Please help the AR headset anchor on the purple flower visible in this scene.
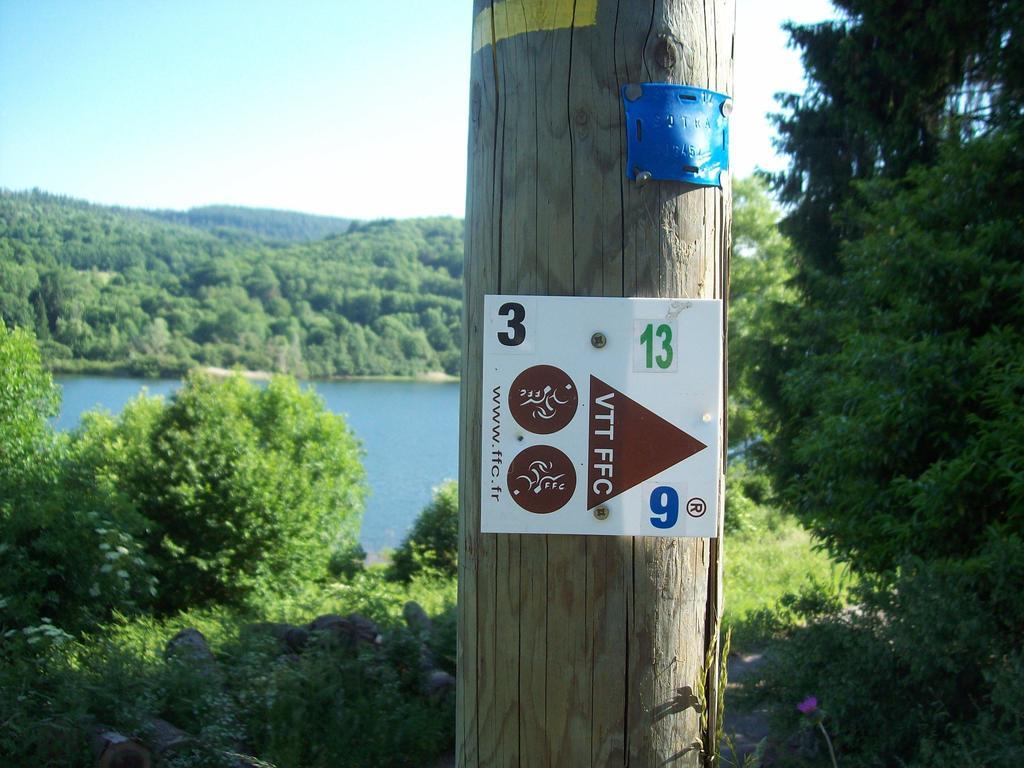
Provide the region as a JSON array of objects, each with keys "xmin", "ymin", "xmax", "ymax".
[{"xmin": 797, "ymin": 696, "xmax": 819, "ymax": 714}]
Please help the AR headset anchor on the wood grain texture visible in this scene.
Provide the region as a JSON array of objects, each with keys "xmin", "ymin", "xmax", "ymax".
[{"xmin": 458, "ymin": 1, "xmax": 734, "ymax": 765}]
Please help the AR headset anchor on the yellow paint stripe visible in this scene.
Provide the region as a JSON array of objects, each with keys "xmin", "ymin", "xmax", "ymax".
[{"xmin": 472, "ymin": 0, "xmax": 598, "ymax": 53}]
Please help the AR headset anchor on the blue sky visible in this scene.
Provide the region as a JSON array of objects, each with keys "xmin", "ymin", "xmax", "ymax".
[{"xmin": 0, "ymin": 0, "xmax": 836, "ymax": 220}]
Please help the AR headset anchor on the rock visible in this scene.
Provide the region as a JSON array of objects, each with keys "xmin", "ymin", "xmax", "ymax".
[
  {"xmin": 91, "ymin": 726, "xmax": 152, "ymax": 768},
  {"xmin": 308, "ymin": 613, "xmax": 381, "ymax": 649},
  {"xmin": 424, "ymin": 668, "xmax": 456, "ymax": 700},
  {"xmin": 242, "ymin": 622, "xmax": 310, "ymax": 654},
  {"xmin": 146, "ymin": 718, "xmax": 193, "ymax": 755},
  {"xmin": 347, "ymin": 613, "xmax": 382, "ymax": 645},
  {"xmin": 165, "ymin": 628, "xmax": 215, "ymax": 667},
  {"xmin": 403, "ymin": 601, "xmax": 439, "ymax": 670},
  {"xmin": 284, "ymin": 626, "xmax": 310, "ymax": 653},
  {"xmin": 308, "ymin": 613, "xmax": 351, "ymax": 638},
  {"xmin": 403, "ymin": 601, "xmax": 433, "ymax": 635}
]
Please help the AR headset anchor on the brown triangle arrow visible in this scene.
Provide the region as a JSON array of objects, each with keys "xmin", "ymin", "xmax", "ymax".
[{"xmin": 587, "ymin": 375, "xmax": 707, "ymax": 509}]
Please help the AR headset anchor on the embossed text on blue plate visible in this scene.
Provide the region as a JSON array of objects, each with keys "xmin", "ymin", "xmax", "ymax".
[{"xmin": 622, "ymin": 83, "xmax": 731, "ymax": 187}]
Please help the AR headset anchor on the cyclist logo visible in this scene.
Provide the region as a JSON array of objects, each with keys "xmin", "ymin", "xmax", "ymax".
[
  {"xmin": 507, "ymin": 445, "xmax": 576, "ymax": 514},
  {"xmin": 509, "ymin": 365, "xmax": 578, "ymax": 434}
]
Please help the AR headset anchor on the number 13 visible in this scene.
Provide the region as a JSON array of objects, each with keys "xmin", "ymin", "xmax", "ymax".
[{"xmin": 640, "ymin": 323, "xmax": 673, "ymax": 369}]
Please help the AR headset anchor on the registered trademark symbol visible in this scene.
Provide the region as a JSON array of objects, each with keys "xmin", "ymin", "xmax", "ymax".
[{"xmin": 686, "ymin": 497, "xmax": 707, "ymax": 518}]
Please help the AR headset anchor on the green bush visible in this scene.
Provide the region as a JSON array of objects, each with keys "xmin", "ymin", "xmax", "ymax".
[
  {"xmin": 753, "ymin": 534, "xmax": 1024, "ymax": 768},
  {"xmin": 389, "ymin": 480, "xmax": 458, "ymax": 582},
  {"xmin": 1, "ymin": 323, "xmax": 156, "ymax": 635},
  {"xmin": 751, "ymin": 119, "xmax": 1024, "ymax": 765},
  {"xmin": 74, "ymin": 372, "xmax": 367, "ymax": 613},
  {"xmin": 0, "ymin": 321, "xmax": 59, "ymax": 495},
  {"xmin": 0, "ymin": 579, "xmax": 456, "ymax": 768},
  {"xmin": 724, "ymin": 460, "xmax": 775, "ymax": 534},
  {"xmin": 244, "ymin": 629, "xmax": 453, "ymax": 767},
  {"xmin": 328, "ymin": 540, "xmax": 368, "ymax": 580}
]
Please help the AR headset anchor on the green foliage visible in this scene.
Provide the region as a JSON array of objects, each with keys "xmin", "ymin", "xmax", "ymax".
[
  {"xmin": 146, "ymin": 204, "xmax": 352, "ymax": 242},
  {"xmin": 766, "ymin": 126, "xmax": 1024, "ymax": 575},
  {"xmin": 0, "ymin": 321, "xmax": 59, "ymax": 493},
  {"xmin": 0, "ymin": 191, "xmax": 463, "ymax": 377},
  {"xmin": 76, "ymin": 373, "xmax": 366, "ymax": 612},
  {"xmin": 753, "ymin": 534, "xmax": 1024, "ymax": 768},
  {"xmin": 0, "ymin": 494, "xmax": 157, "ymax": 637},
  {"xmin": 0, "ymin": 573, "xmax": 457, "ymax": 767},
  {"xmin": 728, "ymin": 177, "xmax": 795, "ymax": 451},
  {"xmin": 327, "ymin": 540, "xmax": 368, "ymax": 580},
  {"xmin": 724, "ymin": 460, "xmax": 774, "ymax": 534},
  {"xmin": 753, "ymin": 4, "xmax": 1024, "ymax": 764},
  {"xmin": 1, "ymin": 324, "xmax": 156, "ymax": 635},
  {"xmin": 245, "ymin": 629, "xmax": 452, "ymax": 767},
  {"xmin": 722, "ymin": 483, "xmax": 850, "ymax": 653},
  {"xmin": 389, "ymin": 480, "xmax": 458, "ymax": 583}
]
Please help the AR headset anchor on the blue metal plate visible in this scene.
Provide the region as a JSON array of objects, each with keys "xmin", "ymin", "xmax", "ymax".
[{"xmin": 622, "ymin": 83, "xmax": 731, "ymax": 187}]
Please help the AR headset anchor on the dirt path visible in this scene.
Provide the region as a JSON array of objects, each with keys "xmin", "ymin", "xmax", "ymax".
[{"xmin": 723, "ymin": 649, "xmax": 772, "ymax": 765}]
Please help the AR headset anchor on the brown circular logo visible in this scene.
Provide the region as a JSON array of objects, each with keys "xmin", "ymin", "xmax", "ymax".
[
  {"xmin": 508, "ymin": 446, "xmax": 576, "ymax": 514},
  {"xmin": 509, "ymin": 365, "xmax": 578, "ymax": 434}
]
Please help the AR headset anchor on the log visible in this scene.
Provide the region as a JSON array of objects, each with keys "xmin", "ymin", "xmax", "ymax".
[{"xmin": 91, "ymin": 727, "xmax": 151, "ymax": 768}]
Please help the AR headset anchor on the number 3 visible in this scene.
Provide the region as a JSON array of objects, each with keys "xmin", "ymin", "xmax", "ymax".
[{"xmin": 498, "ymin": 302, "xmax": 526, "ymax": 346}]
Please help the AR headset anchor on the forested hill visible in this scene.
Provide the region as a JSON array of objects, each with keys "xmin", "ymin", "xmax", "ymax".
[
  {"xmin": 144, "ymin": 204, "xmax": 352, "ymax": 242},
  {"xmin": 0, "ymin": 189, "xmax": 463, "ymax": 378}
]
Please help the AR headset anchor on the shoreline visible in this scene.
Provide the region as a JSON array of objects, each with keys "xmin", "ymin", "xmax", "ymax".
[{"xmin": 49, "ymin": 364, "xmax": 459, "ymax": 384}]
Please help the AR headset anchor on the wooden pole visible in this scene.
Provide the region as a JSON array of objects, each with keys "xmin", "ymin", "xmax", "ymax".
[{"xmin": 458, "ymin": 1, "xmax": 734, "ymax": 765}]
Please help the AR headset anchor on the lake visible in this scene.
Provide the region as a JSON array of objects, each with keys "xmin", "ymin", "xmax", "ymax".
[{"xmin": 54, "ymin": 376, "xmax": 461, "ymax": 555}]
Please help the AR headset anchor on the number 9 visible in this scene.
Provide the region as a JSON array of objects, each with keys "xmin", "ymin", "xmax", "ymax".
[{"xmin": 649, "ymin": 486, "xmax": 679, "ymax": 529}]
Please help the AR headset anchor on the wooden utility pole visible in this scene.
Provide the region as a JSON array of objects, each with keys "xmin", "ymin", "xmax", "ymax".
[{"xmin": 457, "ymin": 1, "xmax": 734, "ymax": 765}]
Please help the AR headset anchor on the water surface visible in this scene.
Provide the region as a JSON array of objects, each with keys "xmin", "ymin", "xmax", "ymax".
[{"xmin": 54, "ymin": 376, "xmax": 460, "ymax": 554}]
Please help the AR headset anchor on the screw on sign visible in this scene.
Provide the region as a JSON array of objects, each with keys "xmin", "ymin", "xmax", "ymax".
[
  {"xmin": 509, "ymin": 365, "xmax": 578, "ymax": 434},
  {"xmin": 507, "ymin": 445, "xmax": 576, "ymax": 514}
]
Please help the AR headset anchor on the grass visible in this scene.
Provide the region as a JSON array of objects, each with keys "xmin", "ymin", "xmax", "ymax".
[
  {"xmin": 4, "ymin": 472, "xmax": 843, "ymax": 766},
  {"xmin": 1, "ymin": 569, "xmax": 458, "ymax": 768},
  {"xmin": 723, "ymin": 477, "xmax": 853, "ymax": 653}
]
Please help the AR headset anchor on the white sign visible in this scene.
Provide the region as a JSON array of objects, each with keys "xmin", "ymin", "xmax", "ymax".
[{"xmin": 481, "ymin": 294, "xmax": 723, "ymax": 537}]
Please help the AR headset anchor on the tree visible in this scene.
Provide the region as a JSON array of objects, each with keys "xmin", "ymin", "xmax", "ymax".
[
  {"xmin": 0, "ymin": 191, "xmax": 465, "ymax": 378},
  {"xmin": 77, "ymin": 373, "xmax": 367, "ymax": 612},
  {"xmin": 727, "ymin": 177, "xmax": 794, "ymax": 451},
  {"xmin": 770, "ymin": 1, "xmax": 1023, "ymax": 282},
  {"xmin": 0, "ymin": 324, "xmax": 154, "ymax": 634},
  {"xmin": 750, "ymin": 4, "xmax": 1024, "ymax": 764},
  {"xmin": 0, "ymin": 321, "xmax": 59, "ymax": 495},
  {"xmin": 762, "ymin": 1, "xmax": 1024, "ymax": 573},
  {"xmin": 389, "ymin": 480, "xmax": 458, "ymax": 582},
  {"xmin": 767, "ymin": 129, "xmax": 1024, "ymax": 572}
]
